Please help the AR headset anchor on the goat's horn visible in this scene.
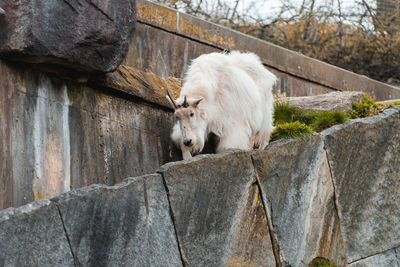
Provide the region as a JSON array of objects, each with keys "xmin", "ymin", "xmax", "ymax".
[
  {"xmin": 0, "ymin": 8, "xmax": 5, "ymax": 20},
  {"xmin": 183, "ymin": 96, "xmax": 188, "ymax": 108},
  {"xmin": 166, "ymin": 86, "xmax": 178, "ymax": 109}
]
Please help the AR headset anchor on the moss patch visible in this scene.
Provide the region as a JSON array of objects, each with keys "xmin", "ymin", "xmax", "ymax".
[
  {"xmin": 348, "ymin": 95, "xmax": 384, "ymax": 118},
  {"xmin": 272, "ymin": 95, "xmax": 398, "ymax": 141},
  {"xmin": 273, "ymin": 101, "xmax": 348, "ymax": 129},
  {"xmin": 273, "ymin": 101, "xmax": 300, "ymax": 125},
  {"xmin": 311, "ymin": 110, "xmax": 347, "ymax": 132},
  {"xmin": 308, "ymin": 257, "xmax": 338, "ymax": 267},
  {"xmin": 272, "ymin": 101, "xmax": 347, "ymax": 141},
  {"xmin": 271, "ymin": 121, "xmax": 314, "ymax": 141}
]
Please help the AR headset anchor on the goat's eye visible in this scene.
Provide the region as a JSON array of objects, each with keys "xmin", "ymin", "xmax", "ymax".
[{"xmin": 190, "ymin": 112, "xmax": 194, "ymax": 117}]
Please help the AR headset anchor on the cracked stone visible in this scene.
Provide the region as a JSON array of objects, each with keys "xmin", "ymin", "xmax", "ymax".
[
  {"xmin": 158, "ymin": 151, "xmax": 276, "ymax": 267},
  {"xmin": 323, "ymin": 106, "xmax": 400, "ymax": 263},
  {"xmin": 252, "ymin": 135, "xmax": 347, "ymax": 267},
  {"xmin": 348, "ymin": 246, "xmax": 400, "ymax": 267},
  {"xmin": 0, "ymin": 200, "xmax": 74, "ymax": 266},
  {"xmin": 52, "ymin": 174, "xmax": 182, "ymax": 267}
]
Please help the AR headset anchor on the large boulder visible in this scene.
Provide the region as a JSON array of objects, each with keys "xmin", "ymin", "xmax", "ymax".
[
  {"xmin": 252, "ymin": 136, "xmax": 346, "ymax": 267},
  {"xmin": 0, "ymin": 200, "xmax": 74, "ymax": 266},
  {"xmin": 323, "ymin": 106, "xmax": 400, "ymax": 263},
  {"xmin": 52, "ymin": 174, "xmax": 183, "ymax": 267},
  {"xmin": 0, "ymin": 0, "xmax": 136, "ymax": 72},
  {"xmin": 283, "ymin": 91, "xmax": 364, "ymax": 111},
  {"xmin": 158, "ymin": 151, "xmax": 277, "ymax": 266}
]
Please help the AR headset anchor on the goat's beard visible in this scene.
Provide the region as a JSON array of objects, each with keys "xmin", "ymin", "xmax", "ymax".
[
  {"xmin": 192, "ymin": 137, "xmax": 205, "ymax": 155},
  {"xmin": 194, "ymin": 122, "xmax": 208, "ymax": 153}
]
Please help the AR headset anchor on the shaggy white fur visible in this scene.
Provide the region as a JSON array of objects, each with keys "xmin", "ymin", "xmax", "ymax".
[{"xmin": 167, "ymin": 51, "xmax": 276, "ymax": 160}]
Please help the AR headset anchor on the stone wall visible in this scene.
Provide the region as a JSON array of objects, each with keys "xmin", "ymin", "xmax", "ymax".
[
  {"xmin": 1, "ymin": 107, "xmax": 399, "ymax": 267},
  {"xmin": 0, "ymin": 60, "xmax": 183, "ymax": 210},
  {"xmin": 129, "ymin": 0, "xmax": 400, "ymax": 100}
]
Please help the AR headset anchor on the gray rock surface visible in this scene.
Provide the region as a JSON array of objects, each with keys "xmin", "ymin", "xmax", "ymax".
[
  {"xmin": 323, "ymin": 106, "xmax": 400, "ymax": 263},
  {"xmin": 283, "ymin": 91, "xmax": 364, "ymax": 111},
  {"xmin": 1, "ymin": 103, "xmax": 399, "ymax": 267},
  {"xmin": 159, "ymin": 151, "xmax": 276, "ymax": 267},
  {"xmin": 252, "ymin": 136, "xmax": 346, "ymax": 267},
  {"xmin": 0, "ymin": 200, "xmax": 74, "ymax": 266},
  {"xmin": 377, "ymin": 99, "xmax": 400, "ymax": 105},
  {"xmin": 52, "ymin": 174, "xmax": 182, "ymax": 267},
  {"xmin": 0, "ymin": 0, "xmax": 136, "ymax": 72},
  {"xmin": 349, "ymin": 246, "xmax": 400, "ymax": 267},
  {"xmin": 0, "ymin": 60, "xmax": 180, "ymax": 211}
]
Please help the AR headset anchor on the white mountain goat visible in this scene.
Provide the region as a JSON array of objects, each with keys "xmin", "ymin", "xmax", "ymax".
[{"xmin": 166, "ymin": 51, "xmax": 276, "ymax": 160}]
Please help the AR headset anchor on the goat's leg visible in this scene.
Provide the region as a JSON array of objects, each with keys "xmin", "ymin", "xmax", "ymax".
[
  {"xmin": 216, "ymin": 128, "xmax": 252, "ymax": 153},
  {"xmin": 249, "ymin": 132, "xmax": 259, "ymax": 149}
]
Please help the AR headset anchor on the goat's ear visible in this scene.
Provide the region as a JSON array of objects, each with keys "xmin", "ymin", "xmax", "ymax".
[{"xmin": 191, "ymin": 97, "xmax": 203, "ymax": 108}]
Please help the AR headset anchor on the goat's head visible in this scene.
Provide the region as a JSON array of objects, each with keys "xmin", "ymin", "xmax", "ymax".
[{"xmin": 166, "ymin": 87, "xmax": 206, "ymax": 152}]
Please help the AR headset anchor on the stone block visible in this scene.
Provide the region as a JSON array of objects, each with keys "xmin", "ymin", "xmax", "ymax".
[
  {"xmin": 349, "ymin": 246, "xmax": 400, "ymax": 267},
  {"xmin": 0, "ymin": 200, "xmax": 74, "ymax": 266},
  {"xmin": 282, "ymin": 91, "xmax": 364, "ymax": 112},
  {"xmin": 323, "ymin": 107, "xmax": 400, "ymax": 262},
  {"xmin": 252, "ymin": 136, "xmax": 346, "ymax": 267},
  {"xmin": 159, "ymin": 151, "xmax": 276, "ymax": 266},
  {"xmin": 52, "ymin": 174, "xmax": 182, "ymax": 266}
]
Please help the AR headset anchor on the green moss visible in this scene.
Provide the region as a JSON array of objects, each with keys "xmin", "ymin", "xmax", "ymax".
[
  {"xmin": 295, "ymin": 110, "xmax": 319, "ymax": 125},
  {"xmin": 348, "ymin": 95, "xmax": 383, "ymax": 119},
  {"xmin": 311, "ymin": 110, "xmax": 348, "ymax": 132},
  {"xmin": 393, "ymin": 101, "xmax": 400, "ymax": 106},
  {"xmin": 273, "ymin": 101, "xmax": 347, "ymax": 133},
  {"xmin": 273, "ymin": 101, "xmax": 299, "ymax": 125},
  {"xmin": 271, "ymin": 121, "xmax": 314, "ymax": 141},
  {"xmin": 272, "ymin": 94, "xmax": 394, "ymax": 142},
  {"xmin": 273, "ymin": 101, "xmax": 319, "ymax": 125},
  {"xmin": 308, "ymin": 257, "xmax": 338, "ymax": 267}
]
